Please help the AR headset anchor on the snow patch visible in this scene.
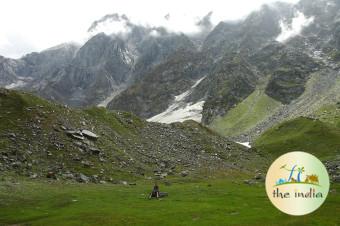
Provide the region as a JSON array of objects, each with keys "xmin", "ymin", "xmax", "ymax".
[
  {"xmin": 175, "ymin": 76, "xmax": 205, "ymax": 102},
  {"xmin": 236, "ymin": 142, "xmax": 251, "ymax": 148},
  {"xmin": 119, "ymin": 48, "xmax": 134, "ymax": 65},
  {"xmin": 150, "ymin": 30, "xmax": 160, "ymax": 37},
  {"xmin": 148, "ymin": 101, "xmax": 205, "ymax": 124},
  {"xmin": 97, "ymin": 87, "xmax": 125, "ymax": 107},
  {"xmin": 276, "ymin": 11, "xmax": 314, "ymax": 43},
  {"xmin": 147, "ymin": 76, "xmax": 206, "ymax": 124},
  {"xmin": 5, "ymin": 80, "xmax": 26, "ymax": 89}
]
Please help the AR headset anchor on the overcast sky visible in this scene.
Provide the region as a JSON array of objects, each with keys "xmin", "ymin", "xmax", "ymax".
[{"xmin": 0, "ymin": 0, "xmax": 299, "ymax": 59}]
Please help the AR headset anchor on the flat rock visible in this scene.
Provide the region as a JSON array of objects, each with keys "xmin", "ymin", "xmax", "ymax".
[{"xmin": 82, "ymin": 130, "xmax": 99, "ymax": 140}]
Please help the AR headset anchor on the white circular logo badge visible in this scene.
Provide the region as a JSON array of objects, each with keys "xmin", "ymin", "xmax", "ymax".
[{"xmin": 265, "ymin": 151, "xmax": 330, "ymax": 216}]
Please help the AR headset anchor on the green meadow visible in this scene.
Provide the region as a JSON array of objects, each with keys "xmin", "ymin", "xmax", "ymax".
[{"xmin": 0, "ymin": 178, "xmax": 339, "ymax": 226}]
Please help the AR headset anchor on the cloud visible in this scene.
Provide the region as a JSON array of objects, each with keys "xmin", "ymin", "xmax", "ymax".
[
  {"xmin": 164, "ymin": 14, "xmax": 170, "ymax": 21},
  {"xmin": 196, "ymin": 11, "xmax": 213, "ymax": 29},
  {"xmin": 0, "ymin": 36, "xmax": 10, "ymax": 47},
  {"xmin": 149, "ymin": 30, "xmax": 161, "ymax": 37},
  {"xmin": 87, "ymin": 11, "xmax": 216, "ymax": 37},
  {"xmin": 0, "ymin": 0, "xmax": 299, "ymax": 58},
  {"xmin": 195, "ymin": 11, "xmax": 214, "ymax": 34},
  {"xmin": 0, "ymin": 33, "xmax": 37, "ymax": 59},
  {"xmin": 276, "ymin": 11, "xmax": 314, "ymax": 43},
  {"xmin": 87, "ymin": 13, "xmax": 131, "ymax": 33}
]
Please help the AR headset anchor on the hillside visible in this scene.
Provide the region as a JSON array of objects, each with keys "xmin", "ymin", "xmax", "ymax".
[
  {"xmin": 254, "ymin": 109, "xmax": 340, "ymax": 184},
  {"xmin": 255, "ymin": 116, "xmax": 340, "ymax": 160},
  {"xmin": 0, "ymin": 88, "xmax": 266, "ymax": 183}
]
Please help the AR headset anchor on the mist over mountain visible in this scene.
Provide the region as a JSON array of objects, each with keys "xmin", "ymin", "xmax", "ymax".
[{"xmin": 1, "ymin": 0, "xmax": 340, "ymax": 142}]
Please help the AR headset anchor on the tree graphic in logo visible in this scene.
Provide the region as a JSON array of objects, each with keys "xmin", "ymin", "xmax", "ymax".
[{"xmin": 275, "ymin": 164, "xmax": 320, "ymax": 186}]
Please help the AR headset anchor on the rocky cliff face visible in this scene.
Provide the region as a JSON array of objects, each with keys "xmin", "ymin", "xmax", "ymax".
[
  {"xmin": 0, "ymin": 56, "xmax": 25, "ymax": 87},
  {"xmin": 33, "ymin": 33, "xmax": 133, "ymax": 107},
  {"xmin": 0, "ymin": 25, "xmax": 196, "ymax": 107},
  {"xmin": 108, "ymin": 50, "xmax": 214, "ymax": 118}
]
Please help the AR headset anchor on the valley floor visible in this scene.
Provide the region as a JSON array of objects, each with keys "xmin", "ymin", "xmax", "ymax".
[{"xmin": 0, "ymin": 178, "xmax": 339, "ymax": 226}]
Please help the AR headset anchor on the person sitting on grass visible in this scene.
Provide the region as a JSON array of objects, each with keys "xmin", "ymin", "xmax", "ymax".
[
  {"xmin": 148, "ymin": 183, "xmax": 169, "ymax": 199},
  {"xmin": 149, "ymin": 183, "xmax": 160, "ymax": 199}
]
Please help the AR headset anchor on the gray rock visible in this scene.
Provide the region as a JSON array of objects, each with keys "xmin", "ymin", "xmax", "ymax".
[
  {"xmin": 81, "ymin": 160, "xmax": 92, "ymax": 168},
  {"xmin": 77, "ymin": 173, "xmax": 90, "ymax": 183},
  {"xmin": 82, "ymin": 130, "xmax": 99, "ymax": 140},
  {"xmin": 62, "ymin": 173, "xmax": 75, "ymax": 180},
  {"xmin": 333, "ymin": 175, "xmax": 340, "ymax": 183},
  {"xmin": 91, "ymin": 175, "xmax": 99, "ymax": 183},
  {"xmin": 46, "ymin": 171, "xmax": 57, "ymax": 179},
  {"xmin": 30, "ymin": 173, "xmax": 38, "ymax": 179},
  {"xmin": 254, "ymin": 173, "xmax": 265, "ymax": 181},
  {"xmin": 8, "ymin": 133, "xmax": 16, "ymax": 138},
  {"xmin": 89, "ymin": 147, "xmax": 101, "ymax": 155},
  {"xmin": 244, "ymin": 179, "xmax": 255, "ymax": 185},
  {"xmin": 180, "ymin": 170, "xmax": 189, "ymax": 177},
  {"xmin": 66, "ymin": 130, "xmax": 84, "ymax": 140}
]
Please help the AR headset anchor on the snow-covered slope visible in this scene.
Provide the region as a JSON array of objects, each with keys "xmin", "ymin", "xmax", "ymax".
[{"xmin": 148, "ymin": 77, "xmax": 206, "ymax": 123}]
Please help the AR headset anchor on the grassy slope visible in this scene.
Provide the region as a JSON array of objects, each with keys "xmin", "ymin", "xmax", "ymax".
[
  {"xmin": 254, "ymin": 115, "xmax": 340, "ymax": 160},
  {"xmin": 314, "ymin": 104, "xmax": 340, "ymax": 127},
  {"xmin": 0, "ymin": 179, "xmax": 339, "ymax": 226},
  {"xmin": 210, "ymin": 89, "xmax": 281, "ymax": 137}
]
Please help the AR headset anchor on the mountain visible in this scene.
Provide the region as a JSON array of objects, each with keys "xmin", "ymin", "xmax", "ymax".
[
  {"xmin": 0, "ymin": 88, "xmax": 265, "ymax": 181},
  {"xmin": 33, "ymin": 33, "xmax": 132, "ymax": 107},
  {"xmin": 109, "ymin": 0, "xmax": 340, "ymax": 142},
  {"xmin": 0, "ymin": 56, "xmax": 26, "ymax": 87},
  {"xmin": 1, "ymin": 0, "xmax": 340, "ymax": 143},
  {"xmin": 0, "ymin": 43, "xmax": 80, "ymax": 98},
  {"xmin": 0, "ymin": 23, "xmax": 196, "ymax": 107},
  {"xmin": 108, "ymin": 49, "xmax": 213, "ymax": 119}
]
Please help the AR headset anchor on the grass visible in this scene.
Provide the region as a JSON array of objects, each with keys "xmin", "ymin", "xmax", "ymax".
[
  {"xmin": 313, "ymin": 104, "xmax": 340, "ymax": 127},
  {"xmin": 0, "ymin": 178, "xmax": 339, "ymax": 226},
  {"xmin": 84, "ymin": 107, "xmax": 145, "ymax": 135},
  {"xmin": 254, "ymin": 117, "xmax": 340, "ymax": 160},
  {"xmin": 210, "ymin": 89, "xmax": 281, "ymax": 137},
  {"xmin": 0, "ymin": 90, "xmax": 52, "ymax": 131},
  {"xmin": 274, "ymin": 182, "xmax": 321, "ymax": 187}
]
